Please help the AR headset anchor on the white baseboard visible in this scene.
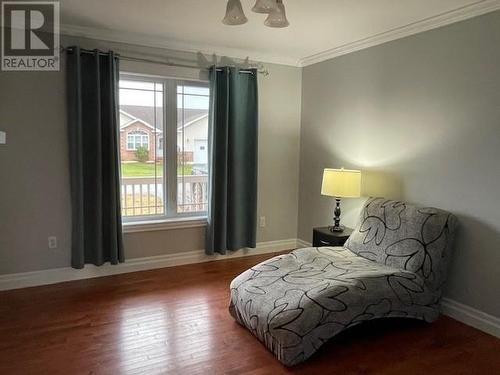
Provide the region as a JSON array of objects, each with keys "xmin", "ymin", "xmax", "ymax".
[
  {"xmin": 0, "ymin": 238, "xmax": 299, "ymax": 291},
  {"xmin": 441, "ymin": 298, "xmax": 500, "ymax": 338},
  {"xmin": 2, "ymin": 240, "xmax": 499, "ymax": 340},
  {"xmin": 296, "ymin": 239, "xmax": 312, "ymax": 248}
]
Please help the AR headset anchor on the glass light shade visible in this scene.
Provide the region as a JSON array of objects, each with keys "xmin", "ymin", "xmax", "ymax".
[
  {"xmin": 252, "ymin": 0, "xmax": 277, "ymax": 14},
  {"xmin": 264, "ymin": 0, "xmax": 289, "ymax": 28},
  {"xmin": 222, "ymin": 0, "xmax": 248, "ymax": 26},
  {"xmin": 321, "ymin": 169, "xmax": 361, "ymax": 198}
]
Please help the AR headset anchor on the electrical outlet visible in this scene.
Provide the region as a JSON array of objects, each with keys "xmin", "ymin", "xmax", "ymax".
[
  {"xmin": 48, "ymin": 236, "xmax": 57, "ymax": 249},
  {"xmin": 259, "ymin": 216, "xmax": 266, "ymax": 228}
]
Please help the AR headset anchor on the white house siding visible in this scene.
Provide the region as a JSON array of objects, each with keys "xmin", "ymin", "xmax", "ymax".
[{"xmin": 177, "ymin": 116, "xmax": 208, "ymax": 154}]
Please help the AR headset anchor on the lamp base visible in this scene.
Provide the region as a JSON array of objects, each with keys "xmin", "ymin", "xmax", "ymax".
[
  {"xmin": 330, "ymin": 198, "xmax": 344, "ymax": 232},
  {"xmin": 329, "ymin": 224, "xmax": 345, "ymax": 232}
]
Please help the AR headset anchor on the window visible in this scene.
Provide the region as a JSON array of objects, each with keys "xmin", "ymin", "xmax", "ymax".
[
  {"xmin": 126, "ymin": 130, "xmax": 149, "ymax": 150},
  {"xmin": 119, "ymin": 75, "xmax": 209, "ymax": 222},
  {"xmin": 177, "ymin": 83, "xmax": 210, "ymax": 214}
]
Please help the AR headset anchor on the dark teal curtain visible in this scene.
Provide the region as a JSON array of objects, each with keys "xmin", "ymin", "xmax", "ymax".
[
  {"xmin": 206, "ymin": 67, "xmax": 258, "ymax": 255},
  {"xmin": 66, "ymin": 46, "xmax": 124, "ymax": 269}
]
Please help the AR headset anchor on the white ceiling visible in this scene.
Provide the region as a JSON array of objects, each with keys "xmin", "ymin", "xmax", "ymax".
[{"xmin": 59, "ymin": 0, "xmax": 500, "ymax": 66}]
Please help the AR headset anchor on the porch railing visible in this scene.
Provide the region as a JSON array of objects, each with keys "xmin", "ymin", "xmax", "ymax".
[{"xmin": 121, "ymin": 175, "xmax": 208, "ymax": 216}]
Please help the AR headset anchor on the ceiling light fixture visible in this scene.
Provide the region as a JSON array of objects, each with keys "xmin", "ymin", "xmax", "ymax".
[
  {"xmin": 223, "ymin": 0, "xmax": 289, "ymax": 28},
  {"xmin": 264, "ymin": 0, "xmax": 289, "ymax": 28},
  {"xmin": 222, "ymin": 0, "xmax": 248, "ymax": 26},
  {"xmin": 252, "ymin": 0, "xmax": 277, "ymax": 14}
]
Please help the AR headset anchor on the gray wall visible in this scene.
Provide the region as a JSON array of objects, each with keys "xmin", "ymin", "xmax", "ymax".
[
  {"xmin": 0, "ymin": 36, "xmax": 302, "ymax": 274},
  {"xmin": 298, "ymin": 11, "xmax": 500, "ymax": 317},
  {"xmin": 1, "ymin": 11, "xmax": 498, "ymax": 320}
]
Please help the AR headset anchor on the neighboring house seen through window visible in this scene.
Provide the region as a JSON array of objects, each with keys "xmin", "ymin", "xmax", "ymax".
[{"xmin": 119, "ymin": 75, "xmax": 209, "ymax": 222}]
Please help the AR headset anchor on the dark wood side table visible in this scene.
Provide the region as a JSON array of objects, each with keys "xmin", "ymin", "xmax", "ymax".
[{"xmin": 313, "ymin": 227, "xmax": 353, "ymax": 247}]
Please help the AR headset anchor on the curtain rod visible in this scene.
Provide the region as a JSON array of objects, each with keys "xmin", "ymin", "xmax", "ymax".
[{"xmin": 61, "ymin": 46, "xmax": 269, "ymax": 76}]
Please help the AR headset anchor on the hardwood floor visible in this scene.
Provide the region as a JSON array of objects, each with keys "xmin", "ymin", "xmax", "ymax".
[{"xmin": 0, "ymin": 252, "xmax": 499, "ymax": 375}]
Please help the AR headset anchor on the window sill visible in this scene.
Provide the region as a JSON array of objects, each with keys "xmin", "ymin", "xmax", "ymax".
[{"xmin": 123, "ymin": 217, "xmax": 207, "ymax": 233}]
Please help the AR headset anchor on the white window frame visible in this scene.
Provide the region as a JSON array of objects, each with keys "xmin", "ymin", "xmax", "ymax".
[
  {"xmin": 119, "ymin": 73, "xmax": 209, "ymax": 225},
  {"xmin": 126, "ymin": 130, "xmax": 149, "ymax": 151}
]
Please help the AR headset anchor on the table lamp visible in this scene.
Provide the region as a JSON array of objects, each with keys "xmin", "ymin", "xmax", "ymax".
[{"xmin": 321, "ymin": 168, "xmax": 361, "ymax": 232}]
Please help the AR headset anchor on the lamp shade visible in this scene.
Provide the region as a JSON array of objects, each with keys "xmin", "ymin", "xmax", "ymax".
[
  {"xmin": 252, "ymin": 0, "xmax": 277, "ymax": 14},
  {"xmin": 321, "ymin": 168, "xmax": 361, "ymax": 198},
  {"xmin": 264, "ymin": 0, "xmax": 289, "ymax": 28},
  {"xmin": 222, "ymin": 0, "xmax": 248, "ymax": 25}
]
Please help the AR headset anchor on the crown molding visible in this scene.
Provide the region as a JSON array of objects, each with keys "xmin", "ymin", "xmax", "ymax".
[
  {"xmin": 60, "ymin": 23, "xmax": 301, "ymax": 67},
  {"xmin": 299, "ymin": 0, "xmax": 500, "ymax": 67},
  {"xmin": 60, "ymin": 1, "xmax": 500, "ymax": 69}
]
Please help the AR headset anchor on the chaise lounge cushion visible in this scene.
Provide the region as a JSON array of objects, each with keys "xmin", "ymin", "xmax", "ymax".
[
  {"xmin": 345, "ymin": 198, "xmax": 456, "ymax": 292},
  {"xmin": 229, "ymin": 198, "xmax": 457, "ymax": 366}
]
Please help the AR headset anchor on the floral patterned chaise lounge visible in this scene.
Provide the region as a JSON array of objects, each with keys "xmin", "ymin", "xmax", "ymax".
[{"xmin": 229, "ymin": 198, "xmax": 457, "ymax": 366}]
